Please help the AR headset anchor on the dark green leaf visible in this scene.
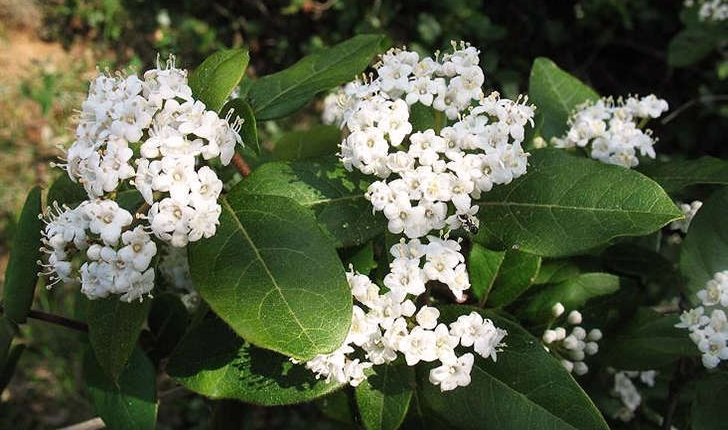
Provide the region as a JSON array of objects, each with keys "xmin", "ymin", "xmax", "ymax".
[
  {"xmin": 638, "ymin": 157, "xmax": 728, "ymax": 194},
  {"xmin": 3, "ymin": 186, "xmax": 41, "ymax": 323},
  {"xmin": 221, "ymin": 98, "xmax": 259, "ymax": 155},
  {"xmin": 273, "ymin": 125, "xmax": 342, "ymax": 161},
  {"xmin": 189, "ymin": 48, "xmax": 250, "ymax": 112},
  {"xmin": 486, "ymin": 250, "xmax": 541, "ymax": 308},
  {"xmin": 0, "ymin": 317, "xmax": 17, "ymax": 369},
  {"xmin": 474, "ymin": 149, "xmax": 683, "ymax": 257},
  {"xmin": 47, "ymin": 174, "xmax": 86, "ymax": 207},
  {"xmin": 84, "ymin": 347, "xmax": 157, "ymax": 430},
  {"xmin": 188, "ymin": 190, "xmax": 352, "ymax": 360},
  {"xmin": 680, "ymin": 188, "xmax": 728, "ymax": 303},
  {"xmin": 345, "ymin": 242, "xmax": 378, "ymax": 275},
  {"xmin": 667, "ymin": 27, "xmax": 718, "ymax": 68},
  {"xmin": 355, "ymin": 363, "xmax": 414, "ymax": 430},
  {"xmin": 147, "ymin": 294, "xmax": 189, "ymax": 361},
  {"xmin": 418, "ymin": 306, "xmax": 609, "ymax": 430},
  {"xmin": 409, "ymin": 103, "xmax": 437, "ymax": 132},
  {"xmin": 519, "ymin": 273, "xmax": 621, "ymax": 323},
  {"xmin": 248, "ymin": 34, "xmax": 387, "ymax": 120},
  {"xmin": 600, "ymin": 308, "xmax": 699, "ymax": 370},
  {"xmin": 467, "ymin": 244, "xmax": 505, "ymax": 302},
  {"xmin": 528, "ymin": 57, "xmax": 600, "ymax": 139},
  {"xmin": 167, "ymin": 317, "xmax": 343, "ymax": 405},
  {"xmin": 87, "ymin": 297, "xmax": 151, "ymax": 381},
  {"xmin": 238, "ymin": 156, "xmax": 385, "ymax": 248},
  {"xmin": 534, "ymin": 260, "xmax": 581, "ymax": 285},
  {"xmin": 692, "ymin": 372, "xmax": 728, "ymax": 430},
  {"xmin": 316, "ymin": 390, "xmax": 357, "ymax": 427},
  {"xmin": 0, "ymin": 343, "xmax": 24, "ymax": 392}
]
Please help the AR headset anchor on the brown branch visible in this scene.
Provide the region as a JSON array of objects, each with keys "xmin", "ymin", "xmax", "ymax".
[
  {"xmin": 0, "ymin": 304, "xmax": 88, "ymax": 333},
  {"xmin": 231, "ymin": 153, "xmax": 252, "ymax": 177}
]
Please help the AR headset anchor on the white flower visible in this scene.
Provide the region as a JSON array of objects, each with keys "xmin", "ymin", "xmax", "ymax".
[
  {"xmin": 429, "ymin": 353, "xmax": 475, "ymax": 392},
  {"xmin": 399, "ymin": 326, "xmax": 438, "ymax": 366},
  {"xmin": 86, "ymin": 200, "xmax": 133, "ymax": 246},
  {"xmin": 118, "ymin": 226, "xmax": 157, "ymax": 271}
]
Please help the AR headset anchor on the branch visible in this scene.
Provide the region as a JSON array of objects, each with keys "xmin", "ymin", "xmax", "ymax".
[
  {"xmin": 661, "ymin": 94, "xmax": 728, "ymax": 125},
  {"xmin": 0, "ymin": 304, "xmax": 88, "ymax": 333},
  {"xmin": 231, "ymin": 153, "xmax": 252, "ymax": 177},
  {"xmin": 58, "ymin": 417, "xmax": 105, "ymax": 430}
]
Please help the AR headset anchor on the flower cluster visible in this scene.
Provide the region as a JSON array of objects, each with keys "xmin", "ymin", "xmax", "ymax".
[
  {"xmin": 551, "ymin": 95, "xmax": 668, "ymax": 168},
  {"xmin": 303, "ymin": 257, "xmax": 506, "ymax": 391},
  {"xmin": 610, "ymin": 370, "xmax": 657, "ymax": 422},
  {"xmin": 541, "ymin": 304, "xmax": 601, "ymax": 375},
  {"xmin": 677, "ymin": 270, "xmax": 728, "ymax": 368},
  {"xmin": 331, "ymin": 42, "xmax": 535, "ymax": 239},
  {"xmin": 669, "ymin": 200, "xmax": 702, "ymax": 234},
  {"xmin": 41, "ymin": 57, "xmax": 243, "ymax": 301},
  {"xmin": 158, "ymin": 245, "xmax": 200, "ymax": 310},
  {"xmin": 40, "ymin": 200, "xmax": 155, "ymax": 302},
  {"xmin": 685, "ymin": 0, "xmax": 728, "ymax": 21}
]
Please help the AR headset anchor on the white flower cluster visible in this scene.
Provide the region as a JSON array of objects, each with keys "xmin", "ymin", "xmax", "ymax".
[
  {"xmin": 158, "ymin": 245, "xmax": 200, "ymax": 310},
  {"xmin": 40, "ymin": 200, "xmax": 156, "ymax": 302},
  {"xmin": 677, "ymin": 270, "xmax": 728, "ymax": 369},
  {"xmin": 42, "ymin": 57, "xmax": 243, "ymax": 301},
  {"xmin": 542, "ymin": 304, "xmax": 601, "ymax": 375},
  {"xmin": 610, "ymin": 369, "xmax": 657, "ymax": 422},
  {"xmin": 303, "ymin": 241, "xmax": 506, "ymax": 391},
  {"xmin": 669, "ymin": 200, "xmax": 702, "ymax": 234},
  {"xmin": 331, "ymin": 42, "xmax": 534, "ymax": 239},
  {"xmin": 551, "ymin": 95, "xmax": 668, "ymax": 168},
  {"xmin": 685, "ymin": 0, "xmax": 728, "ymax": 21}
]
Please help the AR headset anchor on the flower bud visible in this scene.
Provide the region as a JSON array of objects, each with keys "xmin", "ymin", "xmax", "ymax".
[{"xmin": 551, "ymin": 302, "xmax": 565, "ymax": 317}]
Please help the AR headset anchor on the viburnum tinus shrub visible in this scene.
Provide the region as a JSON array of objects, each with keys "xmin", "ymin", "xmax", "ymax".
[{"xmin": 2, "ymin": 35, "xmax": 728, "ymax": 430}]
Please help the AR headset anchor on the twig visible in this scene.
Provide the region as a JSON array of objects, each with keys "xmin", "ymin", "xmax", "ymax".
[
  {"xmin": 57, "ymin": 417, "xmax": 105, "ymax": 430},
  {"xmin": 231, "ymin": 153, "xmax": 252, "ymax": 177},
  {"xmin": 0, "ymin": 304, "xmax": 88, "ymax": 333},
  {"xmin": 661, "ymin": 94, "xmax": 728, "ymax": 125},
  {"xmin": 662, "ymin": 358, "xmax": 689, "ymax": 430}
]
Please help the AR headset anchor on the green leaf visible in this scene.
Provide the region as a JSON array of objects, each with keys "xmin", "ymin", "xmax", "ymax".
[
  {"xmin": 600, "ymin": 308, "xmax": 699, "ymax": 370},
  {"xmin": 188, "ymin": 190, "xmax": 352, "ymax": 360},
  {"xmin": 0, "ymin": 317, "xmax": 17, "ymax": 369},
  {"xmin": 467, "ymin": 244, "xmax": 505, "ymax": 302},
  {"xmin": 681, "ymin": 188, "xmax": 728, "ymax": 303},
  {"xmin": 221, "ymin": 98, "xmax": 259, "ymax": 155},
  {"xmin": 692, "ymin": 372, "xmax": 728, "ymax": 430},
  {"xmin": 474, "ymin": 149, "xmax": 683, "ymax": 257},
  {"xmin": 638, "ymin": 157, "xmax": 728, "ymax": 194},
  {"xmin": 667, "ymin": 27, "xmax": 718, "ymax": 68},
  {"xmin": 355, "ymin": 363, "xmax": 414, "ymax": 430},
  {"xmin": 345, "ymin": 242, "xmax": 378, "ymax": 275},
  {"xmin": 147, "ymin": 294, "xmax": 189, "ymax": 362},
  {"xmin": 84, "ymin": 347, "xmax": 157, "ymax": 430},
  {"xmin": 248, "ymin": 34, "xmax": 387, "ymax": 120},
  {"xmin": 3, "ymin": 186, "xmax": 41, "ymax": 323},
  {"xmin": 87, "ymin": 297, "xmax": 151, "ymax": 381},
  {"xmin": 273, "ymin": 125, "xmax": 342, "ymax": 161},
  {"xmin": 47, "ymin": 174, "xmax": 86, "ymax": 207},
  {"xmin": 519, "ymin": 273, "xmax": 621, "ymax": 323},
  {"xmin": 316, "ymin": 390, "xmax": 357, "ymax": 427},
  {"xmin": 533, "ymin": 260, "xmax": 581, "ymax": 285},
  {"xmin": 238, "ymin": 156, "xmax": 385, "ymax": 248},
  {"xmin": 486, "ymin": 250, "xmax": 541, "ymax": 308},
  {"xmin": 0, "ymin": 343, "xmax": 24, "ymax": 392},
  {"xmin": 528, "ymin": 57, "xmax": 600, "ymax": 139},
  {"xmin": 409, "ymin": 103, "xmax": 437, "ymax": 132},
  {"xmin": 166, "ymin": 317, "xmax": 343, "ymax": 405},
  {"xmin": 418, "ymin": 306, "xmax": 609, "ymax": 430},
  {"xmin": 189, "ymin": 48, "xmax": 250, "ymax": 113}
]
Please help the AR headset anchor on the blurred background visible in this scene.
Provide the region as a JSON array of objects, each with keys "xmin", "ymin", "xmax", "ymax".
[{"xmin": 0, "ymin": 0, "xmax": 726, "ymax": 428}]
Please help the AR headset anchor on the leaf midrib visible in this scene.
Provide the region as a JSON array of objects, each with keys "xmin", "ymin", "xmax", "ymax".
[
  {"xmin": 221, "ymin": 198, "xmax": 318, "ymax": 351},
  {"xmin": 479, "ymin": 200, "xmax": 677, "ymax": 217}
]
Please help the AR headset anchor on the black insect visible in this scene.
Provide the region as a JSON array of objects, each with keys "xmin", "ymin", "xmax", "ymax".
[{"xmin": 457, "ymin": 213, "xmax": 479, "ymax": 235}]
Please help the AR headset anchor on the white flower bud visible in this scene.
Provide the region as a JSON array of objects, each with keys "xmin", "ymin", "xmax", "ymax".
[
  {"xmin": 561, "ymin": 359, "xmax": 574, "ymax": 373},
  {"xmin": 587, "ymin": 328, "xmax": 602, "ymax": 341},
  {"xmin": 551, "ymin": 302, "xmax": 565, "ymax": 317},
  {"xmin": 584, "ymin": 342, "xmax": 599, "ymax": 355},
  {"xmin": 570, "ymin": 349, "xmax": 585, "ymax": 361},
  {"xmin": 573, "ymin": 361, "xmax": 589, "ymax": 375},
  {"xmin": 567, "ymin": 310, "xmax": 582, "ymax": 325},
  {"xmin": 542, "ymin": 329, "xmax": 557, "ymax": 344},
  {"xmin": 572, "ymin": 326, "xmax": 586, "ymax": 340},
  {"xmin": 553, "ymin": 327, "xmax": 567, "ymax": 340},
  {"xmin": 562, "ymin": 335, "xmax": 578, "ymax": 350}
]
